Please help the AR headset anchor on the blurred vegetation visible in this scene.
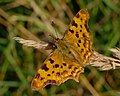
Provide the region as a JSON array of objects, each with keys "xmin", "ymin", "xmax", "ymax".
[{"xmin": 0, "ymin": 0, "xmax": 120, "ymax": 96}]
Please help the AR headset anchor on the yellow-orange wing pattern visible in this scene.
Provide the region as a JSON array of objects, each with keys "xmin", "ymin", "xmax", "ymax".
[
  {"xmin": 31, "ymin": 49, "xmax": 83, "ymax": 90},
  {"xmin": 63, "ymin": 9, "xmax": 92, "ymax": 64}
]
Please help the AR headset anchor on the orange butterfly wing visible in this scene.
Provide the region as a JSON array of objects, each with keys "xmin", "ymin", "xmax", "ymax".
[
  {"xmin": 63, "ymin": 9, "xmax": 93, "ymax": 64},
  {"xmin": 31, "ymin": 49, "xmax": 83, "ymax": 90}
]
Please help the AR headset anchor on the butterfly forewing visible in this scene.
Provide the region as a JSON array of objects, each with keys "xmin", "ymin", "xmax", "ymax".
[{"xmin": 63, "ymin": 9, "xmax": 93, "ymax": 64}]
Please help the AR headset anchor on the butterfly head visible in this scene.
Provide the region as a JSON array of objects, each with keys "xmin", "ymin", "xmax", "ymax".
[{"xmin": 45, "ymin": 42, "xmax": 57, "ymax": 50}]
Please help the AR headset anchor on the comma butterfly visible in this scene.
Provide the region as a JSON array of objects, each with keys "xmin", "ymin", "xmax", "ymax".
[{"xmin": 31, "ymin": 9, "xmax": 93, "ymax": 90}]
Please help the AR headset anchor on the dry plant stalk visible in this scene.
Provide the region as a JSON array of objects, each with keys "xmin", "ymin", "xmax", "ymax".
[
  {"xmin": 89, "ymin": 51, "xmax": 120, "ymax": 71},
  {"xmin": 109, "ymin": 48, "xmax": 120, "ymax": 60},
  {"xmin": 14, "ymin": 37, "xmax": 120, "ymax": 71},
  {"xmin": 14, "ymin": 37, "xmax": 49, "ymax": 49}
]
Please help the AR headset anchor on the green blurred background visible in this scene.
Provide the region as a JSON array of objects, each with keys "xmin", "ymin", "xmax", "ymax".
[{"xmin": 0, "ymin": 0, "xmax": 120, "ymax": 96}]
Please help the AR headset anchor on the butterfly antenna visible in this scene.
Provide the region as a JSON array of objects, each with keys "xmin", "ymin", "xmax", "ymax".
[{"xmin": 51, "ymin": 20, "xmax": 59, "ymax": 39}]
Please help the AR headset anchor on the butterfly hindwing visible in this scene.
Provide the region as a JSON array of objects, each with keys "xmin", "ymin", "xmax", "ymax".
[{"xmin": 31, "ymin": 49, "xmax": 83, "ymax": 90}]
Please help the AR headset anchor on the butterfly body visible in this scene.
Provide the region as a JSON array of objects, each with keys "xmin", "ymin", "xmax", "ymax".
[{"xmin": 31, "ymin": 9, "xmax": 93, "ymax": 90}]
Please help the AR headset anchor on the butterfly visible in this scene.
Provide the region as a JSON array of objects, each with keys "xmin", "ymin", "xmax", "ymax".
[{"xmin": 31, "ymin": 9, "xmax": 93, "ymax": 90}]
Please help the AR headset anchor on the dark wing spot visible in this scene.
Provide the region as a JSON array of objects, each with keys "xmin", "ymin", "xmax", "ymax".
[
  {"xmin": 68, "ymin": 51, "xmax": 71, "ymax": 54},
  {"xmin": 49, "ymin": 58, "xmax": 54, "ymax": 64},
  {"xmin": 80, "ymin": 25, "xmax": 82, "ymax": 28},
  {"xmin": 74, "ymin": 67, "xmax": 78, "ymax": 71},
  {"xmin": 84, "ymin": 39, "xmax": 90, "ymax": 48},
  {"xmin": 41, "ymin": 77, "xmax": 44, "ymax": 80},
  {"xmin": 80, "ymin": 30, "xmax": 82, "ymax": 32},
  {"xmin": 83, "ymin": 41, "xmax": 86, "ymax": 48},
  {"xmin": 55, "ymin": 64, "xmax": 59, "ymax": 68},
  {"xmin": 63, "ymin": 63, "xmax": 67, "ymax": 66},
  {"xmin": 47, "ymin": 74, "xmax": 51, "ymax": 76},
  {"xmin": 84, "ymin": 53, "xmax": 87, "ymax": 59},
  {"xmin": 83, "ymin": 33, "xmax": 86, "ymax": 37},
  {"xmin": 77, "ymin": 70, "xmax": 81, "ymax": 74},
  {"xmin": 71, "ymin": 71, "xmax": 75, "ymax": 74},
  {"xmin": 76, "ymin": 13, "xmax": 80, "ymax": 18},
  {"xmin": 69, "ymin": 29, "xmax": 74, "ymax": 33},
  {"xmin": 35, "ymin": 73, "xmax": 40, "ymax": 79},
  {"xmin": 72, "ymin": 20, "xmax": 78, "ymax": 27},
  {"xmin": 41, "ymin": 64, "xmax": 49, "ymax": 71},
  {"xmin": 80, "ymin": 18, "xmax": 83, "ymax": 21},
  {"xmin": 52, "ymin": 71, "xmax": 54, "ymax": 73},
  {"xmin": 75, "ymin": 32, "xmax": 79, "ymax": 38},
  {"xmin": 69, "ymin": 75, "xmax": 73, "ymax": 77},
  {"xmin": 78, "ymin": 40, "xmax": 81, "ymax": 43},
  {"xmin": 81, "ymin": 48, "xmax": 84, "ymax": 53},
  {"xmin": 77, "ymin": 43, "xmax": 80, "ymax": 47},
  {"xmin": 56, "ymin": 72, "xmax": 60, "ymax": 76},
  {"xmin": 84, "ymin": 21, "xmax": 90, "ymax": 33},
  {"xmin": 68, "ymin": 65, "xmax": 72, "ymax": 69},
  {"xmin": 84, "ymin": 51, "xmax": 90, "ymax": 60}
]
